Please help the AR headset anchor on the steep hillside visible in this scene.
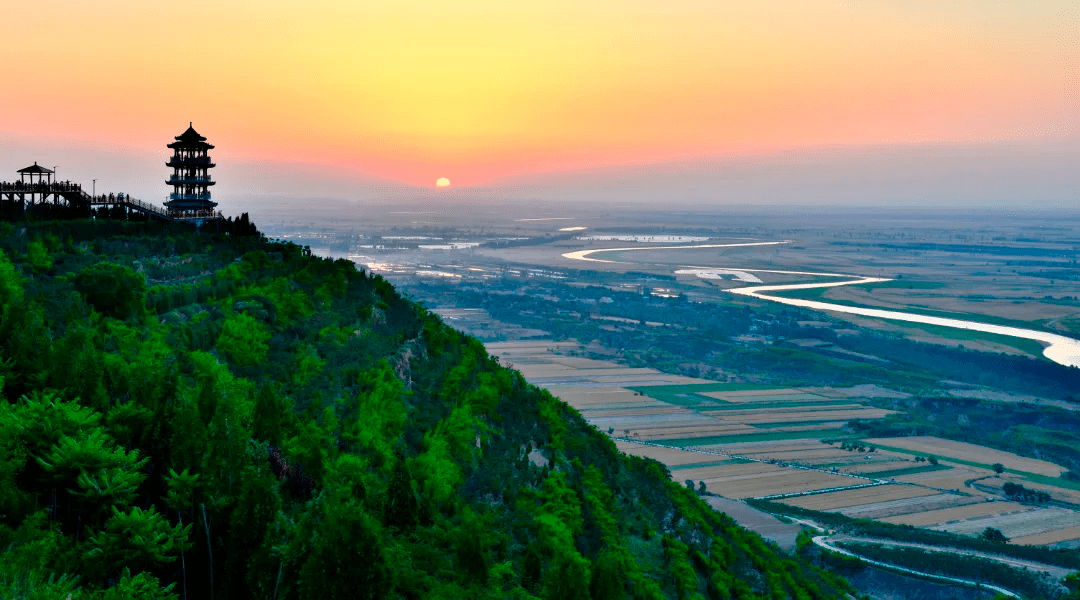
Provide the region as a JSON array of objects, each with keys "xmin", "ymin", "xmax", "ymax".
[{"xmin": 0, "ymin": 220, "xmax": 850, "ymax": 599}]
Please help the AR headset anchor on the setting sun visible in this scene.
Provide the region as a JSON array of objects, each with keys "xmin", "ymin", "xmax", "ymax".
[{"xmin": 436, "ymin": 177, "xmax": 450, "ymax": 187}]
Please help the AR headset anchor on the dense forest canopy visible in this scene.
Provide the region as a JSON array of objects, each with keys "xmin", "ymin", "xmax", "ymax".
[{"xmin": 0, "ymin": 219, "xmax": 850, "ymax": 599}]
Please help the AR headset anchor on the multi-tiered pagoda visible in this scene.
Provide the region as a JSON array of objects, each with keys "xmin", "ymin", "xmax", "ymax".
[{"xmin": 165, "ymin": 123, "xmax": 217, "ymax": 213}]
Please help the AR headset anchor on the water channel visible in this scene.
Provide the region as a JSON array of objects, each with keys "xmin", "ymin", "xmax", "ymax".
[{"xmin": 563, "ymin": 243, "xmax": 1080, "ymax": 369}]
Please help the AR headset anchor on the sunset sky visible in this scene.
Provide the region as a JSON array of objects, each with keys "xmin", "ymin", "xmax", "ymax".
[{"xmin": 0, "ymin": 1, "xmax": 1076, "ymax": 203}]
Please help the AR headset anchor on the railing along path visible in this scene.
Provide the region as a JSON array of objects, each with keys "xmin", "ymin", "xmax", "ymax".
[{"xmin": 1, "ymin": 181, "xmax": 221, "ymax": 222}]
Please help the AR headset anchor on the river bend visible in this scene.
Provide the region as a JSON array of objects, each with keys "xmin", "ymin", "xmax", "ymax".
[{"xmin": 562, "ymin": 243, "xmax": 1080, "ymax": 368}]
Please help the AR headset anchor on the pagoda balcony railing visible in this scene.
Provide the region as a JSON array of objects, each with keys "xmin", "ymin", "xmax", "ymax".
[
  {"xmin": 167, "ymin": 156, "xmax": 214, "ymax": 165},
  {"xmin": 168, "ymin": 176, "xmax": 215, "ymax": 185},
  {"xmin": 167, "ymin": 208, "xmax": 223, "ymax": 220},
  {"xmin": 169, "ymin": 192, "xmax": 213, "ymax": 201}
]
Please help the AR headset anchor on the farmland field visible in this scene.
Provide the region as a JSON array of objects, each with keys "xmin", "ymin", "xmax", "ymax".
[
  {"xmin": 787, "ymin": 485, "xmax": 940, "ymax": 511},
  {"xmin": 836, "ymin": 494, "xmax": 982, "ymax": 520},
  {"xmin": 1010, "ymin": 525, "xmax": 1080, "ymax": 547},
  {"xmin": 935, "ymin": 507, "xmax": 1080, "ymax": 541},
  {"xmin": 883, "ymin": 501, "xmax": 1033, "ymax": 527},
  {"xmin": 862, "ymin": 437, "xmax": 1066, "ymax": 477},
  {"xmin": 486, "ymin": 336, "xmax": 1080, "ymax": 551}
]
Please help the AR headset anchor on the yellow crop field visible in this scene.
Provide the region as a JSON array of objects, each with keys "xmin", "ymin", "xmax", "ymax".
[
  {"xmin": 936, "ymin": 507, "xmax": 1080, "ymax": 540},
  {"xmin": 703, "ymin": 391, "xmax": 831, "ymax": 403},
  {"xmin": 705, "ymin": 471, "xmax": 860, "ymax": 499},
  {"xmin": 711, "ymin": 408, "xmax": 894, "ymax": 424},
  {"xmin": 863, "ymin": 436, "xmax": 1066, "ymax": 477},
  {"xmin": 883, "ymin": 501, "xmax": 1033, "ymax": 527},
  {"xmin": 702, "ymin": 439, "xmax": 833, "ymax": 455},
  {"xmin": 788, "ymin": 485, "xmax": 937, "ymax": 511},
  {"xmin": 629, "ymin": 426, "xmax": 758, "ymax": 441},
  {"xmin": 840, "ymin": 459, "xmax": 919, "ymax": 475},
  {"xmin": 676, "ymin": 462, "xmax": 788, "ymax": 483},
  {"xmin": 894, "ymin": 466, "xmax": 993, "ymax": 491},
  {"xmin": 612, "ymin": 440, "xmax": 721, "ymax": 466},
  {"xmin": 838, "ymin": 494, "xmax": 979, "ymax": 520},
  {"xmin": 1010, "ymin": 525, "xmax": 1080, "ymax": 546},
  {"xmin": 703, "ymin": 404, "xmax": 867, "ymax": 416},
  {"xmin": 742, "ymin": 448, "xmax": 857, "ymax": 462}
]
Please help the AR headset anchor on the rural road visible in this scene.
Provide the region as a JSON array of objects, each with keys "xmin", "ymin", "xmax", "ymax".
[
  {"xmin": 562, "ymin": 242, "xmax": 1080, "ymax": 368},
  {"xmin": 811, "ymin": 535, "xmax": 1021, "ymax": 598},
  {"xmin": 824, "ymin": 535, "xmax": 1073, "ymax": 580}
]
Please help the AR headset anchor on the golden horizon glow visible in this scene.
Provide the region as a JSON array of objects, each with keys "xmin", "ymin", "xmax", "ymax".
[
  {"xmin": 0, "ymin": 1, "xmax": 1075, "ymax": 187},
  {"xmin": 436, "ymin": 178, "xmax": 451, "ymax": 187}
]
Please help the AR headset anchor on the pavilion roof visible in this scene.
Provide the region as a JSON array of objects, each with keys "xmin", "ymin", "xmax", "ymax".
[
  {"xmin": 17, "ymin": 162, "xmax": 53, "ymax": 174},
  {"xmin": 168, "ymin": 123, "xmax": 214, "ymax": 150},
  {"xmin": 174, "ymin": 123, "xmax": 207, "ymax": 143}
]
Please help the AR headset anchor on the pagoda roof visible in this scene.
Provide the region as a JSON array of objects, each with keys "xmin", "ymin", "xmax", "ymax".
[
  {"xmin": 17, "ymin": 162, "xmax": 53, "ymax": 174},
  {"xmin": 168, "ymin": 123, "xmax": 215, "ymax": 149},
  {"xmin": 176, "ymin": 123, "xmax": 206, "ymax": 142}
]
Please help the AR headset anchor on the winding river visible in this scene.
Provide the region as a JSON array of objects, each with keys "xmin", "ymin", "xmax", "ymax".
[{"xmin": 562, "ymin": 243, "xmax": 1080, "ymax": 369}]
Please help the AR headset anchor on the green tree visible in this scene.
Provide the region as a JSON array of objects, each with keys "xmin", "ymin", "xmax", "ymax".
[
  {"xmin": 99, "ymin": 568, "xmax": 178, "ymax": 600},
  {"xmin": 456, "ymin": 507, "xmax": 493, "ymax": 583},
  {"xmin": 297, "ymin": 498, "xmax": 393, "ymax": 599},
  {"xmin": 37, "ymin": 430, "xmax": 148, "ymax": 517},
  {"xmin": 981, "ymin": 527, "xmax": 1009, "ymax": 544},
  {"xmin": 73, "ymin": 262, "xmax": 147, "ymax": 320},
  {"xmin": 84, "ymin": 505, "xmax": 190, "ymax": 582},
  {"xmin": 252, "ymin": 384, "xmax": 291, "ymax": 445},
  {"xmin": 992, "ymin": 463, "xmax": 1005, "ymax": 475},
  {"xmin": 342, "ymin": 362, "xmax": 406, "ymax": 470},
  {"xmin": 216, "ymin": 312, "xmax": 270, "ymax": 366},
  {"xmin": 590, "ymin": 550, "xmax": 628, "ymax": 600},
  {"xmin": 0, "ymin": 249, "xmax": 25, "ymax": 306},
  {"xmin": 226, "ymin": 467, "xmax": 282, "ymax": 596},
  {"xmin": 164, "ymin": 468, "xmax": 199, "ymax": 600},
  {"xmin": 26, "ymin": 238, "xmax": 53, "ymax": 274},
  {"xmin": 1064, "ymin": 572, "xmax": 1080, "ymax": 599}
]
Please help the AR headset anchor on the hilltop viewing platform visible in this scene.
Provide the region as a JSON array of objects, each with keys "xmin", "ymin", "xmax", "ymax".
[
  {"xmin": 0, "ymin": 177, "xmax": 222, "ymax": 223},
  {"xmin": 0, "ymin": 124, "xmax": 226, "ymax": 224}
]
